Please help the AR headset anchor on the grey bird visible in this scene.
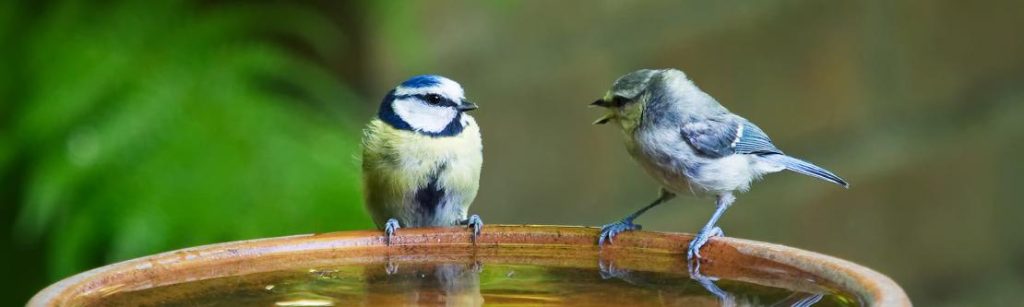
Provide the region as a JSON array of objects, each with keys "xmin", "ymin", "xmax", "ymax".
[{"xmin": 590, "ymin": 68, "xmax": 848, "ymax": 262}]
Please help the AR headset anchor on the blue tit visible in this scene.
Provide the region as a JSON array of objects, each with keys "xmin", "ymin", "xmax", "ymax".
[
  {"xmin": 590, "ymin": 68, "xmax": 847, "ymax": 262},
  {"xmin": 362, "ymin": 75, "xmax": 483, "ymax": 244}
]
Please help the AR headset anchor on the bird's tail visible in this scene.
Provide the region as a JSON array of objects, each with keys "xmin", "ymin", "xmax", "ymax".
[{"xmin": 763, "ymin": 154, "xmax": 849, "ymax": 188}]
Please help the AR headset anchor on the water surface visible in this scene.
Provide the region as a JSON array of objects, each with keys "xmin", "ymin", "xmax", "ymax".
[{"xmin": 94, "ymin": 261, "xmax": 859, "ymax": 306}]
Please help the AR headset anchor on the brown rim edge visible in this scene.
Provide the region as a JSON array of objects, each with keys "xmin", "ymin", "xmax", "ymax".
[{"xmin": 29, "ymin": 225, "xmax": 911, "ymax": 306}]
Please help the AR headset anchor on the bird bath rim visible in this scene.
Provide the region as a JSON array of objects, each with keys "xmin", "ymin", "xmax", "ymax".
[{"xmin": 29, "ymin": 225, "xmax": 910, "ymax": 306}]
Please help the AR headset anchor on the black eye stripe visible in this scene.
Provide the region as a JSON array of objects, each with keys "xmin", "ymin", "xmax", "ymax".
[
  {"xmin": 612, "ymin": 95, "xmax": 628, "ymax": 106},
  {"xmin": 395, "ymin": 94, "xmax": 458, "ymax": 107},
  {"xmin": 425, "ymin": 94, "xmax": 444, "ymax": 105}
]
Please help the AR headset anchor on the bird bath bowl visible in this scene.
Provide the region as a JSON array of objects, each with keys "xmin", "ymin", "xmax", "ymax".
[{"xmin": 30, "ymin": 225, "xmax": 909, "ymax": 306}]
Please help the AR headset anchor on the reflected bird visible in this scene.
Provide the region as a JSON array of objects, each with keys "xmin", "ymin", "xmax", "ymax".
[
  {"xmin": 371, "ymin": 261, "xmax": 484, "ymax": 306},
  {"xmin": 687, "ymin": 260, "xmax": 825, "ymax": 307}
]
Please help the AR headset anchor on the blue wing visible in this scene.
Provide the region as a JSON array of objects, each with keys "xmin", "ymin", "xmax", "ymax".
[
  {"xmin": 681, "ymin": 116, "xmax": 782, "ymax": 158},
  {"xmin": 681, "ymin": 116, "xmax": 848, "ymax": 187}
]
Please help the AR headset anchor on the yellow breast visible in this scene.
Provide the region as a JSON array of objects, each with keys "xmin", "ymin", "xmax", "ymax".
[{"xmin": 361, "ymin": 118, "xmax": 483, "ymax": 226}]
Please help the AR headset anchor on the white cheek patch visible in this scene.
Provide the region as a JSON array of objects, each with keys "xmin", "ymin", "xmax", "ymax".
[{"xmin": 393, "ymin": 98, "xmax": 458, "ymax": 133}]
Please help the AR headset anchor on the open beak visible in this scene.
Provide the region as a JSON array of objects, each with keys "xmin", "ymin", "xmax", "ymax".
[
  {"xmin": 457, "ymin": 100, "xmax": 479, "ymax": 111},
  {"xmin": 592, "ymin": 114, "xmax": 613, "ymax": 125},
  {"xmin": 590, "ymin": 98, "xmax": 613, "ymax": 124}
]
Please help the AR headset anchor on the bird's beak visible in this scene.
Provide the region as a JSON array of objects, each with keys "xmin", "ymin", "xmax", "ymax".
[
  {"xmin": 457, "ymin": 100, "xmax": 479, "ymax": 111},
  {"xmin": 590, "ymin": 98, "xmax": 613, "ymax": 124},
  {"xmin": 593, "ymin": 114, "xmax": 613, "ymax": 125},
  {"xmin": 590, "ymin": 99, "xmax": 612, "ymax": 108}
]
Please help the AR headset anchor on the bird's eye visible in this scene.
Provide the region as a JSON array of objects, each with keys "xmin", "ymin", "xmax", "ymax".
[
  {"xmin": 612, "ymin": 95, "xmax": 628, "ymax": 106},
  {"xmin": 425, "ymin": 94, "xmax": 443, "ymax": 105}
]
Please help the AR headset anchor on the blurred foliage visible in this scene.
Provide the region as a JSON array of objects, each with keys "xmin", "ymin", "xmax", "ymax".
[{"xmin": 0, "ymin": 0, "xmax": 371, "ymax": 299}]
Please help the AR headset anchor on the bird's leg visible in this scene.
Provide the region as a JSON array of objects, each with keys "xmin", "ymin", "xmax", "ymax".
[
  {"xmin": 687, "ymin": 193, "xmax": 735, "ymax": 261},
  {"xmin": 384, "ymin": 218, "xmax": 401, "ymax": 246},
  {"xmin": 599, "ymin": 189, "xmax": 676, "ymax": 246},
  {"xmin": 459, "ymin": 214, "xmax": 484, "ymax": 243}
]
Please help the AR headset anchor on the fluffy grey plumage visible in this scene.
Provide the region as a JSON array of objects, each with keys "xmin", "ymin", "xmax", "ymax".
[{"xmin": 591, "ymin": 68, "xmax": 847, "ymax": 262}]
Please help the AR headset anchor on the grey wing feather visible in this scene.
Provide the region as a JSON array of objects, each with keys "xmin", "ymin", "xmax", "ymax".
[
  {"xmin": 681, "ymin": 116, "xmax": 782, "ymax": 158},
  {"xmin": 733, "ymin": 120, "xmax": 782, "ymax": 155},
  {"xmin": 680, "ymin": 118, "xmax": 737, "ymax": 158},
  {"xmin": 682, "ymin": 116, "xmax": 848, "ymax": 187}
]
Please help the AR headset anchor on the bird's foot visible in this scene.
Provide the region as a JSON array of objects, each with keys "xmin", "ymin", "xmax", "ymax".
[
  {"xmin": 461, "ymin": 214, "xmax": 484, "ymax": 243},
  {"xmin": 687, "ymin": 226, "xmax": 723, "ymax": 263},
  {"xmin": 686, "ymin": 256, "xmax": 716, "ymax": 282},
  {"xmin": 384, "ymin": 218, "xmax": 401, "ymax": 246},
  {"xmin": 598, "ymin": 219, "xmax": 642, "ymax": 246}
]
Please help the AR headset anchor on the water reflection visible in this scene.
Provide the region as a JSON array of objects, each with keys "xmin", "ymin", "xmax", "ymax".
[
  {"xmin": 93, "ymin": 257, "xmax": 851, "ymax": 306},
  {"xmin": 682, "ymin": 257, "xmax": 734, "ymax": 306},
  {"xmin": 686, "ymin": 259, "xmax": 825, "ymax": 307},
  {"xmin": 274, "ymin": 297, "xmax": 336, "ymax": 306},
  {"xmin": 597, "ymin": 253, "xmax": 827, "ymax": 307},
  {"xmin": 364, "ymin": 259, "xmax": 484, "ymax": 306}
]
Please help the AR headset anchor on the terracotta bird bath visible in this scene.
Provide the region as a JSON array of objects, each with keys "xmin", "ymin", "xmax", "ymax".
[{"xmin": 30, "ymin": 225, "xmax": 909, "ymax": 306}]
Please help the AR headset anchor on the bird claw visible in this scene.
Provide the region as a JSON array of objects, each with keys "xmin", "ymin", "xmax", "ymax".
[
  {"xmin": 384, "ymin": 218, "xmax": 401, "ymax": 246},
  {"xmin": 463, "ymin": 214, "xmax": 484, "ymax": 243},
  {"xmin": 598, "ymin": 219, "xmax": 642, "ymax": 246},
  {"xmin": 687, "ymin": 226, "xmax": 723, "ymax": 262}
]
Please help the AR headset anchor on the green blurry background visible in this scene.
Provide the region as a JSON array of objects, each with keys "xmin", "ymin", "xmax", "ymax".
[{"xmin": 2, "ymin": 0, "xmax": 1022, "ymax": 305}]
